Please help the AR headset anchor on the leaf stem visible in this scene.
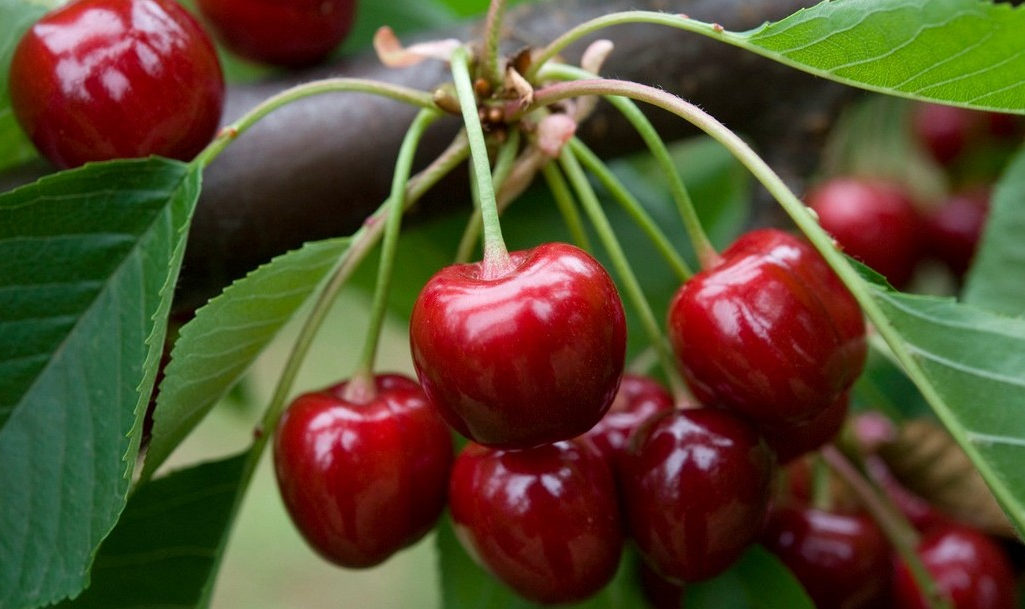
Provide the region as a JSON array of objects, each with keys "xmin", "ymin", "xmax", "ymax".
[
  {"xmin": 481, "ymin": 0, "xmax": 508, "ymax": 87},
  {"xmin": 540, "ymin": 161, "xmax": 593, "ymax": 250},
  {"xmin": 568, "ymin": 138, "xmax": 691, "ymax": 281},
  {"xmin": 558, "ymin": 146, "xmax": 686, "ymax": 399},
  {"xmin": 344, "ymin": 109, "xmax": 440, "ymax": 402},
  {"xmin": 451, "ymin": 46, "xmax": 511, "ymax": 277},
  {"xmin": 192, "ymin": 78, "xmax": 437, "ymax": 169}
]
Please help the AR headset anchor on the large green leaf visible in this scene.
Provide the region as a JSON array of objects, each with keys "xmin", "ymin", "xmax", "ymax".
[
  {"xmin": 963, "ymin": 145, "xmax": 1025, "ymax": 315},
  {"xmin": 683, "ymin": 545, "xmax": 814, "ymax": 609},
  {"xmin": 52, "ymin": 450, "xmax": 250, "ymax": 609},
  {"xmin": 0, "ymin": 158, "xmax": 200, "ymax": 608},
  {"xmin": 722, "ymin": 0, "xmax": 1025, "ymax": 112},
  {"xmin": 142, "ymin": 237, "xmax": 350, "ymax": 480},
  {"xmin": 437, "ymin": 514, "xmax": 646, "ymax": 609}
]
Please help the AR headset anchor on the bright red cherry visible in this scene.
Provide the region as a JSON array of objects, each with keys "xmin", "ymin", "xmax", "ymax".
[
  {"xmin": 197, "ymin": 0, "xmax": 355, "ymax": 67},
  {"xmin": 925, "ymin": 187, "xmax": 990, "ymax": 279},
  {"xmin": 893, "ymin": 524, "xmax": 1017, "ymax": 609},
  {"xmin": 410, "ymin": 242, "xmax": 627, "ymax": 449},
  {"xmin": 449, "ymin": 439, "xmax": 624, "ymax": 604},
  {"xmin": 806, "ymin": 178, "xmax": 923, "ymax": 287},
  {"xmin": 580, "ymin": 374, "xmax": 675, "ymax": 468},
  {"xmin": 913, "ymin": 103, "xmax": 982, "ymax": 165},
  {"xmin": 623, "ymin": 408, "xmax": 776, "ymax": 583},
  {"xmin": 762, "ymin": 506, "xmax": 890, "ymax": 609},
  {"xmin": 759, "ymin": 394, "xmax": 849, "ymax": 464},
  {"xmin": 9, "ymin": 0, "xmax": 224, "ymax": 169},
  {"xmin": 273, "ymin": 374, "xmax": 453, "ymax": 568},
  {"xmin": 667, "ymin": 229, "xmax": 866, "ymax": 425}
]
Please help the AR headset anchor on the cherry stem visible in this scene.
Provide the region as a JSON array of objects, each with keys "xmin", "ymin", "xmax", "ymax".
[
  {"xmin": 558, "ymin": 146, "xmax": 688, "ymax": 400},
  {"xmin": 481, "ymin": 0, "xmax": 508, "ymax": 87},
  {"xmin": 810, "ymin": 454, "xmax": 833, "ymax": 511},
  {"xmin": 821, "ymin": 445, "xmax": 952, "ymax": 609},
  {"xmin": 568, "ymin": 138, "xmax": 692, "ymax": 281},
  {"xmin": 192, "ymin": 78, "xmax": 436, "ymax": 169},
  {"xmin": 524, "ymin": 11, "xmax": 727, "ymax": 82},
  {"xmin": 344, "ymin": 109, "xmax": 440, "ymax": 403},
  {"xmin": 450, "ymin": 46, "xmax": 511, "ymax": 277},
  {"xmin": 540, "ymin": 64, "xmax": 719, "ymax": 268},
  {"xmin": 540, "ymin": 161, "xmax": 593, "ymax": 251},
  {"xmin": 455, "ymin": 129, "xmax": 521, "ymax": 263}
]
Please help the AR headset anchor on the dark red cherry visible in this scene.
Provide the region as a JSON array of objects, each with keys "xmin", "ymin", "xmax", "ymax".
[
  {"xmin": 197, "ymin": 0, "xmax": 355, "ymax": 67},
  {"xmin": 638, "ymin": 559, "xmax": 686, "ymax": 609},
  {"xmin": 9, "ymin": 0, "xmax": 224, "ymax": 169},
  {"xmin": 759, "ymin": 393, "xmax": 849, "ymax": 464},
  {"xmin": 667, "ymin": 228, "xmax": 866, "ymax": 425},
  {"xmin": 807, "ymin": 178, "xmax": 923, "ymax": 287},
  {"xmin": 913, "ymin": 103, "xmax": 982, "ymax": 165},
  {"xmin": 449, "ymin": 439, "xmax": 624, "ymax": 604},
  {"xmin": 273, "ymin": 374, "xmax": 453, "ymax": 568},
  {"xmin": 623, "ymin": 408, "xmax": 776, "ymax": 583},
  {"xmin": 410, "ymin": 242, "xmax": 627, "ymax": 449},
  {"xmin": 762, "ymin": 506, "xmax": 890, "ymax": 609},
  {"xmin": 892, "ymin": 524, "xmax": 1017, "ymax": 609},
  {"xmin": 925, "ymin": 187, "xmax": 990, "ymax": 279},
  {"xmin": 580, "ymin": 374, "xmax": 675, "ymax": 467}
]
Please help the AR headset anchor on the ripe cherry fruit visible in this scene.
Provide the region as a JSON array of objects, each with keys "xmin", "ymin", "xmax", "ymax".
[
  {"xmin": 892, "ymin": 524, "xmax": 1017, "ymax": 609},
  {"xmin": 762, "ymin": 506, "xmax": 890, "ymax": 609},
  {"xmin": 667, "ymin": 229, "xmax": 866, "ymax": 425},
  {"xmin": 9, "ymin": 0, "xmax": 224, "ymax": 169},
  {"xmin": 273, "ymin": 374, "xmax": 452, "ymax": 568},
  {"xmin": 449, "ymin": 439, "xmax": 624, "ymax": 604},
  {"xmin": 623, "ymin": 408, "xmax": 776, "ymax": 583},
  {"xmin": 197, "ymin": 0, "xmax": 356, "ymax": 67},
  {"xmin": 806, "ymin": 177, "xmax": 922, "ymax": 288},
  {"xmin": 410, "ymin": 242, "xmax": 627, "ymax": 449},
  {"xmin": 759, "ymin": 393, "xmax": 849, "ymax": 464},
  {"xmin": 580, "ymin": 373, "xmax": 675, "ymax": 468},
  {"xmin": 924, "ymin": 186, "xmax": 990, "ymax": 279}
]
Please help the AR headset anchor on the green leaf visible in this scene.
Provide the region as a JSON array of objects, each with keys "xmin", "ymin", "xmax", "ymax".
[
  {"xmin": 0, "ymin": 158, "xmax": 200, "ymax": 608},
  {"xmin": 436, "ymin": 514, "xmax": 646, "ymax": 609},
  {"xmin": 142, "ymin": 237, "xmax": 350, "ymax": 480},
  {"xmin": 963, "ymin": 144, "xmax": 1025, "ymax": 315},
  {"xmin": 683, "ymin": 545, "xmax": 814, "ymax": 609},
  {"xmin": 51, "ymin": 450, "xmax": 250, "ymax": 609},
  {"xmin": 866, "ymin": 282, "xmax": 1025, "ymax": 534},
  {"xmin": 725, "ymin": 0, "xmax": 1025, "ymax": 112}
]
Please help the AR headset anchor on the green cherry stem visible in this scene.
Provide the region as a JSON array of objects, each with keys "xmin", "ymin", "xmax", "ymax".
[
  {"xmin": 568, "ymin": 138, "xmax": 692, "ymax": 281},
  {"xmin": 192, "ymin": 78, "xmax": 436, "ymax": 169},
  {"xmin": 481, "ymin": 0, "xmax": 508, "ymax": 87},
  {"xmin": 451, "ymin": 46, "xmax": 512, "ymax": 277},
  {"xmin": 540, "ymin": 161, "xmax": 593, "ymax": 251},
  {"xmin": 343, "ymin": 109, "xmax": 441, "ymax": 403},
  {"xmin": 821, "ymin": 446, "xmax": 951, "ymax": 609},
  {"xmin": 558, "ymin": 146, "xmax": 687, "ymax": 399},
  {"xmin": 455, "ymin": 129, "xmax": 522, "ymax": 263}
]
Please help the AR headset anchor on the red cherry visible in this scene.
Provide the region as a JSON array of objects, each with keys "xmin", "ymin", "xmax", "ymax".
[
  {"xmin": 197, "ymin": 0, "xmax": 355, "ymax": 67},
  {"xmin": 410, "ymin": 242, "xmax": 627, "ymax": 449},
  {"xmin": 893, "ymin": 524, "xmax": 1017, "ymax": 609},
  {"xmin": 580, "ymin": 374, "xmax": 675, "ymax": 467},
  {"xmin": 925, "ymin": 187, "xmax": 990, "ymax": 279},
  {"xmin": 807, "ymin": 178, "xmax": 923, "ymax": 287},
  {"xmin": 638, "ymin": 559, "xmax": 686, "ymax": 609},
  {"xmin": 9, "ymin": 0, "xmax": 224, "ymax": 169},
  {"xmin": 762, "ymin": 506, "xmax": 890, "ymax": 609},
  {"xmin": 913, "ymin": 103, "xmax": 982, "ymax": 165},
  {"xmin": 449, "ymin": 439, "xmax": 624, "ymax": 604},
  {"xmin": 623, "ymin": 408, "xmax": 776, "ymax": 583},
  {"xmin": 273, "ymin": 374, "xmax": 453, "ymax": 568},
  {"xmin": 759, "ymin": 393, "xmax": 849, "ymax": 464},
  {"xmin": 667, "ymin": 229, "xmax": 866, "ymax": 425}
]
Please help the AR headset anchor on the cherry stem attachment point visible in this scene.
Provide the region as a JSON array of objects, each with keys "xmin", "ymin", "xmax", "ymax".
[
  {"xmin": 450, "ymin": 46, "xmax": 511, "ymax": 277},
  {"xmin": 344, "ymin": 108, "xmax": 440, "ymax": 403}
]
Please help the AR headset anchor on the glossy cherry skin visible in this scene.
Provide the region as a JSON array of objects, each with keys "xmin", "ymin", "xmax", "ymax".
[
  {"xmin": 410, "ymin": 242, "xmax": 627, "ymax": 449},
  {"xmin": 197, "ymin": 0, "xmax": 355, "ymax": 67},
  {"xmin": 892, "ymin": 524, "xmax": 1017, "ymax": 609},
  {"xmin": 9, "ymin": 0, "xmax": 224, "ymax": 169},
  {"xmin": 667, "ymin": 229, "xmax": 866, "ymax": 425},
  {"xmin": 580, "ymin": 374, "xmax": 675, "ymax": 468},
  {"xmin": 273, "ymin": 374, "xmax": 453, "ymax": 568},
  {"xmin": 623, "ymin": 408, "xmax": 776, "ymax": 583},
  {"xmin": 759, "ymin": 393, "xmax": 849, "ymax": 464},
  {"xmin": 762, "ymin": 506, "xmax": 890, "ymax": 609},
  {"xmin": 925, "ymin": 187, "xmax": 990, "ymax": 279},
  {"xmin": 449, "ymin": 439, "xmax": 624, "ymax": 604},
  {"xmin": 807, "ymin": 178, "xmax": 923, "ymax": 287}
]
